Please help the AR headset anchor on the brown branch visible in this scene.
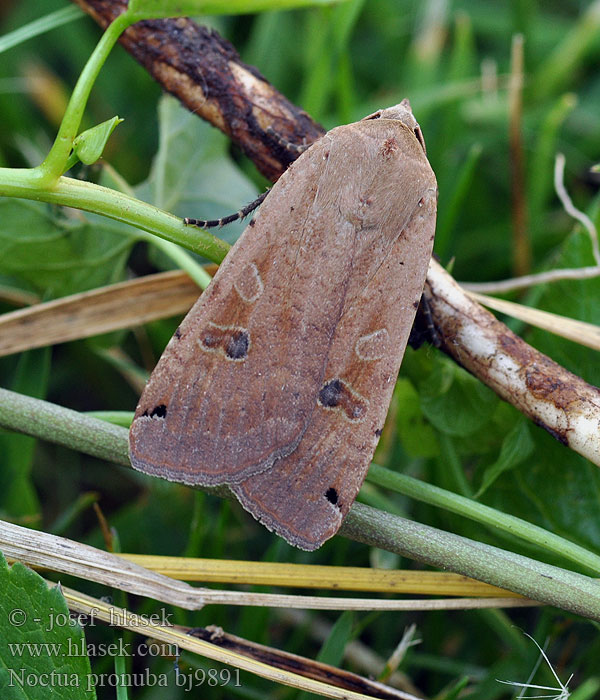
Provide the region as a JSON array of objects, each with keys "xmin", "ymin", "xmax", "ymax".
[
  {"xmin": 70, "ymin": 0, "xmax": 600, "ymax": 464},
  {"xmin": 71, "ymin": 0, "xmax": 323, "ymax": 181},
  {"xmin": 425, "ymin": 260, "xmax": 600, "ymax": 466}
]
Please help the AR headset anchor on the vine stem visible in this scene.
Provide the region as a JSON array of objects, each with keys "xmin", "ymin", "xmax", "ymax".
[
  {"xmin": 0, "ymin": 8, "xmax": 229, "ymax": 268},
  {"xmin": 2, "ymin": 387, "xmax": 600, "ymax": 622},
  {"xmin": 367, "ymin": 464, "xmax": 600, "ymax": 575},
  {"xmin": 39, "ymin": 12, "xmax": 135, "ymax": 182},
  {"xmin": 0, "ymin": 172, "xmax": 230, "ymax": 265}
]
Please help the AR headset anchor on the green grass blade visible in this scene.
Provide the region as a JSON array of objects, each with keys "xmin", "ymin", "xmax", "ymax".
[{"xmin": 0, "ymin": 6, "xmax": 83, "ymax": 55}]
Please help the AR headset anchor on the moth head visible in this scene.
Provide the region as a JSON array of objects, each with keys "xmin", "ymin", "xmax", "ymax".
[{"xmin": 363, "ymin": 98, "xmax": 427, "ymax": 154}]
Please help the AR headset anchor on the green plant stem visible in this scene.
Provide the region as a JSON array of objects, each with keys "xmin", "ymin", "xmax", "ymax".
[
  {"xmin": 127, "ymin": 0, "xmax": 346, "ymax": 19},
  {"xmin": 0, "ymin": 388, "xmax": 129, "ymax": 467},
  {"xmin": 367, "ymin": 464, "xmax": 600, "ymax": 576},
  {"xmin": 102, "ymin": 164, "xmax": 213, "ymax": 287},
  {"xmin": 2, "ymin": 387, "xmax": 600, "ymax": 621},
  {"xmin": 0, "ymin": 171, "xmax": 229, "ymax": 264},
  {"xmin": 39, "ymin": 12, "xmax": 135, "ymax": 181},
  {"xmin": 140, "ymin": 236, "xmax": 213, "ymax": 288},
  {"xmin": 341, "ymin": 504, "xmax": 600, "ymax": 621},
  {"xmin": 0, "ymin": 7, "xmax": 226, "ymax": 277}
]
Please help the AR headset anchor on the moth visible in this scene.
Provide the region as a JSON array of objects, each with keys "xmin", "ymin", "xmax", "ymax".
[{"xmin": 129, "ymin": 100, "xmax": 437, "ymax": 550}]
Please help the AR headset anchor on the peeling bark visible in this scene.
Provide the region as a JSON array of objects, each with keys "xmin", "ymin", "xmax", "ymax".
[{"xmin": 426, "ymin": 260, "xmax": 600, "ymax": 465}]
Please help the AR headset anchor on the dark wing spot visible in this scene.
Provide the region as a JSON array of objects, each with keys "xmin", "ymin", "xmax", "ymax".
[
  {"xmin": 226, "ymin": 330, "xmax": 249, "ymax": 360},
  {"xmin": 375, "ymin": 428, "xmax": 383, "ymax": 437},
  {"xmin": 174, "ymin": 326, "xmax": 182, "ymax": 339},
  {"xmin": 318, "ymin": 378, "xmax": 368, "ymax": 422},
  {"xmin": 143, "ymin": 404, "xmax": 167, "ymax": 418},
  {"xmin": 325, "ymin": 487, "xmax": 339, "ymax": 505},
  {"xmin": 201, "ymin": 331, "xmax": 219, "ymax": 349},
  {"xmin": 249, "ymin": 219, "xmax": 256, "ymax": 227},
  {"xmin": 318, "ymin": 379, "xmax": 342, "ymax": 407}
]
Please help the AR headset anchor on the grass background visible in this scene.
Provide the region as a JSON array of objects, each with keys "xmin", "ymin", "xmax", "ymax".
[{"xmin": 1, "ymin": 0, "xmax": 600, "ymax": 698}]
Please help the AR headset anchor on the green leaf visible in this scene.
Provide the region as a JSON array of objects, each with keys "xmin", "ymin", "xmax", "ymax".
[
  {"xmin": 128, "ymin": 0, "xmax": 347, "ymax": 19},
  {"xmin": 0, "ymin": 6, "xmax": 83, "ymax": 56},
  {"xmin": 492, "ymin": 221, "xmax": 600, "ymax": 554},
  {"xmin": 135, "ymin": 96, "xmax": 258, "ymax": 252},
  {"xmin": 394, "ymin": 378, "xmax": 439, "ymax": 458},
  {"xmin": 419, "ymin": 356, "xmax": 498, "ymax": 437},
  {"xmin": 435, "ymin": 141, "xmax": 482, "ymax": 259},
  {"xmin": 71, "ymin": 117, "xmax": 124, "ymax": 167},
  {"xmin": 475, "ymin": 419, "xmax": 534, "ymax": 497},
  {"xmin": 527, "ymin": 226, "xmax": 600, "ymax": 382},
  {"xmin": 297, "ymin": 611, "xmax": 353, "ymax": 700},
  {"xmin": 0, "ymin": 347, "xmax": 49, "ymax": 517},
  {"xmin": 113, "ymin": 647, "xmax": 129, "ymax": 700},
  {"xmin": 0, "ymin": 553, "xmax": 96, "ymax": 698},
  {"xmin": 316, "ymin": 611, "xmax": 353, "ymax": 666},
  {"xmin": 437, "ymin": 676, "xmax": 470, "ymax": 700},
  {"xmin": 531, "ymin": 1, "xmax": 600, "ymax": 101},
  {"xmin": 0, "ymin": 199, "xmax": 135, "ymax": 298},
  {"xmin": 528, "ymin": 93, "xmax": 577, "ymax": 238}
]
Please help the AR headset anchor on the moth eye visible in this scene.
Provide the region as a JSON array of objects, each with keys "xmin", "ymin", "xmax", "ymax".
[
  {"xmin": 226, "ymin": 331, "xmax": 250, "ymax": 360},
  {"xmin": 143, "ymin": 404, "xmax": 167, "ymax": 419},
  {"xmin": 318, "ymin": 379, "xmax": 342, "ymax": 407},
  {"xmin": 325, "ymin": 487, "xmax": 339, "ymax": 506}
]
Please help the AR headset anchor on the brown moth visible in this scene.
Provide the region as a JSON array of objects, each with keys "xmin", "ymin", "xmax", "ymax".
[{"xmin": 129, "ymin": 100, "xmax": 437, "ymax": 550}]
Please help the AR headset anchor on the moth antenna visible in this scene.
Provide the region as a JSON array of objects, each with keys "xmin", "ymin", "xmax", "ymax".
[
  {"xmin": 184, "ymin": 190, "xmax": 270, "ymax": 229},
  {"xmin": 266, "ymin": 125, "xmax": 311, "ymax": 155}
]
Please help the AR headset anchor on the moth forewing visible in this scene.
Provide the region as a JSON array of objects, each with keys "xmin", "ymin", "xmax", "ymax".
[
  {"xmin": 233, "ymin": 188, "xmax": 437, "ymax": 550},
  {"xmin": 129, "ymin": 102, "xmax": 437, "ymax": 550}
]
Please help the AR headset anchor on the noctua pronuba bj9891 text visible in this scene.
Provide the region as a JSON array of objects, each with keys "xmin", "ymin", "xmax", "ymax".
[{"xmin": 129, "ymin": 100, "xmax": 437, "ymax": 550}]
